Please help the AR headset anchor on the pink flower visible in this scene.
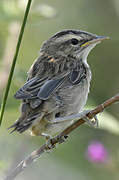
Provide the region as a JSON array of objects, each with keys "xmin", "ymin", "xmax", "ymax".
[{"xmin": 86, "ymin": 141, "xmax": 108, "ymax": 163}]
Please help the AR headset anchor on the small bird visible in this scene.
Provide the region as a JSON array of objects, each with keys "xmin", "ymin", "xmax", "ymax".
[{"xmin": 9, "ymin": 29, "xmax": 107, "ymax": 139}]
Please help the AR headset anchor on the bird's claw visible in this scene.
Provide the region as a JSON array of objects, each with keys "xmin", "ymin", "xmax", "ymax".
[
  {"xmin": 45, "ymin": 138, "xmax": 56, "ymax": 152},
  {"xmin": 45, "ymin": 135, "xmax": 68, "ymax": 152},
  {"xmin": 57, "ymin": 135, "xmax": 68, "ymax": 144},
  {"xmin": 81, "ymin": 110, "xmax": 98, "ymax": 128},
  {"xmin": 83, "ymin": 115, "xmax": 98, "ymax": 127}
]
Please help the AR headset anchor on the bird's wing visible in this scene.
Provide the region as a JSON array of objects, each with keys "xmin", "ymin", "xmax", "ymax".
[
  {"xmin": 14, "ymin": 76, "xmax": 46, "ymax": 100},
  {"xmin": 37, "ymin": 76, "xmax": 67, "ymax": 100},
  {"xmin": 11, "ymin": 56, "xmax": 70, "ymax": 133},
  {"xmin": 14, "ymin": 75, "xmax": 68, "ymax": 100},
  {"xmin": 11, "ymin": 75, "xmax": 68, "ymax": 134},
  {"xmin": 14, "ymin": 55, "xmax": 70, "ymax": 101}
]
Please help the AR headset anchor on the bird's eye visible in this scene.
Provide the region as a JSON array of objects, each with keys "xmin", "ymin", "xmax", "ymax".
[{"xmin": 71, "ymin": 38, "xmax": 79, "ymax": 45}]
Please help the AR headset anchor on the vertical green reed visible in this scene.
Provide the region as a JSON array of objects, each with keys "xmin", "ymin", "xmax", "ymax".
[{"xmin": 0, "ymin": 0, "xmax": 33, "ymax": 126}]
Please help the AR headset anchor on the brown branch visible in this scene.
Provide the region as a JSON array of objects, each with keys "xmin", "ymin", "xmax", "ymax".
[{"xmin": 4, "ymin": 93, "xmax": 119, "ymax": 180}]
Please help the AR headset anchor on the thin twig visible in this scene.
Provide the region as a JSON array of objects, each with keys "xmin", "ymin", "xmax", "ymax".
[
  {"xmin": 0, "ymin": 0, "xmax": 32, "ymax": 126},
  {"xmin": 4, "ymin": 93, "xmax": 119, "ymax": 180}
]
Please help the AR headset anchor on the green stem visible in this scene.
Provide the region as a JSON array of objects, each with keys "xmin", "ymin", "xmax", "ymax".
[{"xmin": 0, "ymin": 0, "xmax": 32, "ymax": 126}]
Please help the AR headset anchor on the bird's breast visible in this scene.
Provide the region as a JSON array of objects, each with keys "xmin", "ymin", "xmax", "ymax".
[{"xmin": 58, "ymin": 69, "xmax": 91, "ymax": 116}]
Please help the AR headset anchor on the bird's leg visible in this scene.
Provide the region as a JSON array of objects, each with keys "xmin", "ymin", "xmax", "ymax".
[
  {"xmin": 42, "ymin": 110, "xmax": 98, "ymax": 151},
  {"xmin": 41, "ymin": 133, "xmax": 55, "ymax": 150},
  {"xmin": 41, "ymin": 133, "xmax": 64, "ymax": 151},
  {"xmin": 41, "ymin": 133, "xmax": 52, "ymax": 140},
  {"xmin": 41, "ymin": 133, "xmax": 68, "ymax": 151},
  {"xmin": 50, "ymin": 110, "xmax": 98, "ymax": 128},
  {"xmin": 82, "ymin": 110, "xmax": 98, "ymax": 127}
]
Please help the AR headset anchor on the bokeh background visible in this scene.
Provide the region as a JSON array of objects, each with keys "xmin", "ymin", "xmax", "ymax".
[{"xmin": 0, "ymin": 0, "xmax": 119, "ymax": 179}]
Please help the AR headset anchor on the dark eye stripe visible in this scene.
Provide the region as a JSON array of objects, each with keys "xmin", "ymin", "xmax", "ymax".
[{"xmin": 70, "ymin": 38, "xmax": 88, "ymax": 46}]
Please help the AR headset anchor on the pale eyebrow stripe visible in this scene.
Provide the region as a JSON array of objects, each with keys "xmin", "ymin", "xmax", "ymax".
[{"xmin": 55, "ymin": 34, "xmax": 82, "ymax": 42}]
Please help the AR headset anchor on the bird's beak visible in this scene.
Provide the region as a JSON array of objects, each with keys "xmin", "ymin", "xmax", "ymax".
[{"xmin": 81, "ymin": 36, "xmax": 109, "ymax": 47}]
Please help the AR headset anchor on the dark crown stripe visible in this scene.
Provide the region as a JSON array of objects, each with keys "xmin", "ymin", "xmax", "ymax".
[{"xmin": 52, "ymin": 29, "xmax": 82, "ymax": 38}]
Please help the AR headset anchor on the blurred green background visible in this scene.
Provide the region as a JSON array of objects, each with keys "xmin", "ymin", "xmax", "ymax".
[{"xmin": 0, "ymin": 0, "xmax": 119, "ymax": 179}]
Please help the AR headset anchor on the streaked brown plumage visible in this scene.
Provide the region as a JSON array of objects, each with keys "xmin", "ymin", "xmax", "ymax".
[{"xmin": 9, "ymin": 29, "xmax": 107, "ymax": 138}]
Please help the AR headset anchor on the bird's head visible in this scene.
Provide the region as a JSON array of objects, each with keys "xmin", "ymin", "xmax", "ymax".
[{"xmin": 40, "ymin": 29, "xmax": 108, "ymax": 62}]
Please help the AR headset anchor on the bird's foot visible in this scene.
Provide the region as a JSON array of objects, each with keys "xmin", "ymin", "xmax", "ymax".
[
  {"xmin": 41, "ymin": 133, "xmax": 68, "ymax": 152},
  {"xmin": 46, "ymin": 138, "xmax": 56, "ymax": 152},
  {"xmin": 45, "ymin": 135, "xmax": 68, "ymax": 151},
  {"xmin": 41, "ymin": 133, "xmax": 55, "ymax": 152},
  {"xmin": 57, "ymin": 135, "xmax": 69, "ymax": 144},
  {"xmin": 81, "ymin": 110, "xmax": 98, "ymax": 128}
]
